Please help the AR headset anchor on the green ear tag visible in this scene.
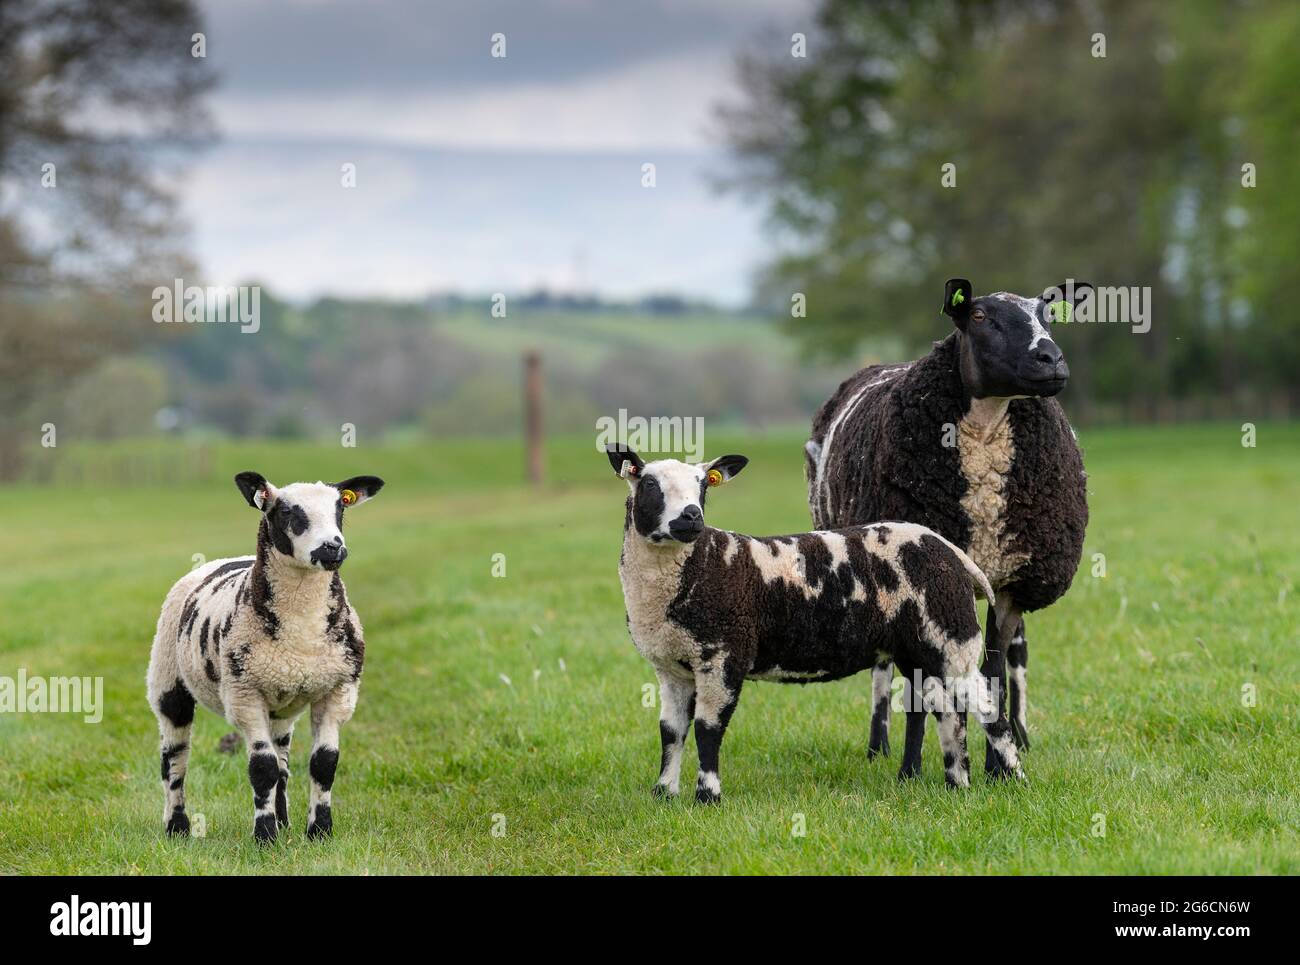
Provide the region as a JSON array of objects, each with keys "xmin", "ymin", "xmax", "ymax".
[{"xmin": 951, "ymin": 290, "xmax": 965, "ymax": 307}]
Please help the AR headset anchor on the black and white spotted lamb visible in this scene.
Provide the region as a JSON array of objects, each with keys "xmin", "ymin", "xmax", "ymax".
[
  {"xmin": 146, "ymin": 471, "xmax": 383, "ymax": 843},
  {"xmin": 807, "ymin": 278, "xmax": 1090, "ymax": 775},
  {"xmin": 605, "ymin": 445, "xmax": 1013, "ymax": 803}
]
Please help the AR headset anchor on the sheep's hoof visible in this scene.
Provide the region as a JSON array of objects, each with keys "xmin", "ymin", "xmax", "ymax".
[
  {"xmin": 165, "ymin": 809, "xmax": 190, "ymax": 836},
  {"xmin": 307, "ymin": 806, "xmax": 333, "ymax": 840},
  {"xmin": 867, "ymin": 736, "xmax": 890, "ymax": 760},
  {"xmin": 1011, "ymin": 720, "xmax": 1031, "ymax": 751},
  {"xmin": 650, "ymin": 783, "xmax": 677, "ymax": 799},
  {"xmin": 275, "ymin": 789, "xmax": 289, "ymax": 828},
  {"xmin": 896, "ymin": 760, "xmax": 921, "ymax": 781},
  {"xmin": 984, "ymin": 755, "xmax": 1024, "ymax": 782},
  {"xmin": 694, "ymin": 787, "xmax": 721, "ymax": 805},
  {"xmin": 253, "ymin": 814, "xmax": 278, "ymax": 845}
]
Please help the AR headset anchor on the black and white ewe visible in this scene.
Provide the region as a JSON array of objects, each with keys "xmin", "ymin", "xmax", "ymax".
[
  {"xmin": 146, "ymin": 472, "xmax": 383, "ymax": 843},
  {"xmin": 806, "ymin": 278, "xmax": 1090, "ymax": 777},
  {"xmin": 606, "ymin": 445, "xmax": 1009, "ymax": 804}
]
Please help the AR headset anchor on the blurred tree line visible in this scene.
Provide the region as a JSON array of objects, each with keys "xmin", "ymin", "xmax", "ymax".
[
  {"xmin": 0, "ymin": 0, "xmax": 211, "ymax": 478},
  {"xmin": 44, "ymin": 292, "xmax": 837, "ymax": 447},
  {"xmin": 722, "ymin": 0, "xmax": 1300, "ymax": 422}
]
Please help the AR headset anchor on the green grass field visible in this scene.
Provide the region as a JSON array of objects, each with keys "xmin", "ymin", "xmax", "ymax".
[{"xmin": 1, "ymin": 423, "xmax": 1297, "ymax": 874}]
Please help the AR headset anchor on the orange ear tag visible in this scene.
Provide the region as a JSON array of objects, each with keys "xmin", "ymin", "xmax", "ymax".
[
  {"xmin": 340, "ymin": 489, "xmax": 358, "ymax": 506},
  {"xmin": 706, "ymin": 469, "xmax": 724, "ymax": 487}
]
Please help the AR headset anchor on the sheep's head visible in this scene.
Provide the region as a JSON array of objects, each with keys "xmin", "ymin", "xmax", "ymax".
[
  {"xmin": 604, "ymin": 446, "xmax": 747, "ymax": 546},
  {"xmin": 234, "ymin": 472, "xmax": 384, "ymax": 570},
  {"xmin": 943, "ymin": 278, "xmax": 1092, "ymax": 399}
]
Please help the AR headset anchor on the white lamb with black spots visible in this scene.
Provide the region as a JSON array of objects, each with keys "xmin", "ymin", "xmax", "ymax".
[
  {"xmin": 146, "ymin": 471, "xmax": 383, "ymax": 843},
  {"xmin": 605, "ymin": 445, "xmax": 1013, "ymax": 804}
]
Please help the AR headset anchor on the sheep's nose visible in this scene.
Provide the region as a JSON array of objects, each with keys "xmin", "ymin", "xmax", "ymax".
[
  {"xmin": 1033, "ymin": 341, "xmax": 1063, "ymax": 367},
  {"xmin": 668, "ymin": 507, "xmax": 704, "ymax": 543},
  {"xmin": 315, "ymin": 542, "xmax": 348, "ymax": 566}
]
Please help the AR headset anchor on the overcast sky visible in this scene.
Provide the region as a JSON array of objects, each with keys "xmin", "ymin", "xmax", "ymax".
[{"xmin": 184, "ymin": 0, "xmax": 813, "ymax": 304}]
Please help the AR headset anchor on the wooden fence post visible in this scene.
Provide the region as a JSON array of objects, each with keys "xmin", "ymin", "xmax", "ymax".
[{"xmin": 523, "ymin": 350, "xmax": 543, "ymax": 485}]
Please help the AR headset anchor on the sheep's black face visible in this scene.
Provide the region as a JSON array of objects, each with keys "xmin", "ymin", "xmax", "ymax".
[
  {"xmin": 605, "ymin": 447, "xmax": 748, "ymax": 547},
  {"xmin": 943, "ymin": 279, "xmax": 1091, "ymax": 399},
  {"xmin": 234, "ymin": 472, "xmax": 384, "ymax": 570}
]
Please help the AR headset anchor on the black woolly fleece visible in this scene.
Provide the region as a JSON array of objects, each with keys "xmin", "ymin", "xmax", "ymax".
[{"xmin": 809, "ymin": 333, "xmax": 1088, "ymax": 613}]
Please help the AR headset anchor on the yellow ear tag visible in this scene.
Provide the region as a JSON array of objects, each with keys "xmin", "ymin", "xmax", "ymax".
[
  {"xmin": 706, "ymin": 469, "xmax": 724, "ymax": 487},
  {"xmin": 340, "ymin": 489, "xmax": 357, "ymax": 506}
]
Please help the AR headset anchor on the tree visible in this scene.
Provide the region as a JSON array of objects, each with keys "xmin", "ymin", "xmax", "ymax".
[
  {"xmin": 0, "ymin": 0, "xmax": 212, "ymax": 477},
  {"xmin": 721, "ymin": 0, "xmax": 1299, "ymax": 420}
]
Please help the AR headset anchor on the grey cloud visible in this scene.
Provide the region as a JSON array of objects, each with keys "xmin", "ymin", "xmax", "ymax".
[{"xmin": 202, "ymin": 0, "xmax": 810, "ymax": 96}]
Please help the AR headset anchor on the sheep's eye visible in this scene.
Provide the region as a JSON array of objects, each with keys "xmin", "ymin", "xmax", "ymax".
[{"xmin": 971, "ymin": 309, "xmax": 986, "ymax": 322}]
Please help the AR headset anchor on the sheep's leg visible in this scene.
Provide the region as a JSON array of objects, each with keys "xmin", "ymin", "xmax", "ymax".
[
  {"xmin": 980, "ymin": 596, "xmax": 1025, "ymax": 780},
  {"xmin": 652, "ymin": 667, "xmax": 695, "ymax": 798},
  {"xmin": 896, "ymin": 670, "xmax": 925, "ymax": 779},
  {"xmin": 692, "ymin": 660, "xmax": 744, "ymax": 805},
  {"xmin": 867, "ymin": 658, "xmax": 893, "ymax": 759},
  {"xmin": 1007, "ymin": 623, "xmax": 1030, "ymax": 750},
  {"xmin": 934, "ymin": 706, "xmax": 971, "ymax": 788},
  {"xmin": 897, "ymin": 709, "xmax": 926, "ymax": 779},
  {"xmin": 271, "ymin": 718, "xmax": 295, "ymax": 829},
  {"xmin": 153, "ymin": 678, "xmax": 196, "ymax": 835},
  {"xmin": 307, "ymin": 682, "xmax": 358, "ymax": 839},
  {"xmin": 225, "ymin": 693, "xmax": 280, "ymax": 843}
]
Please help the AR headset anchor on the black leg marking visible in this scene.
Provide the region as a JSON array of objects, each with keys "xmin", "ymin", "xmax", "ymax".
[
  {"xmin": 165, "ymin": 805, "xmax": 190, "ymax": 836},
  {"xmin": 307, "ymin": 747, "xmax": 339, "ymax": 838},
  {"xmin": 691, "ymin": 662, "xmax": 743, "ymax": 804},
  {"xmin": 307, "ymin": 803, "xmax": 332, "ymax": 840},
  {"xmin": 160, "ymin": 742, "xmax": 188, "ymax": 783},
  {"xmin": 897, "ymin": 709, "xmax": 925, "ymax": 780},
  {"xmin": 158, "ymin": 681, "xmax": 195, "ymax": 728},
  {"xmin": 694, "ymin": 720, "xmax": 724, "ymax": 804},
  {"xmin": 248, "ymin": 751, "xmax": 280, "ymax": 843},
  {"xmin": 254, "ymin": 813, "xmax": 277, "ymax": 843},
  {"xmin": 309, "ymin": 747, "xmax": 339, "ymax": 791}
]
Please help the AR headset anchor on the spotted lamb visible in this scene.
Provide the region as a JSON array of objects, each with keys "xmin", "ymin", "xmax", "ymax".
[
  {"xmin": 146, "ymin": 471, "xmax": 383, "ymax": 843},
  {"xmin": 606, "ymin": 445, "xmax": 1012, "ymax": 803}
]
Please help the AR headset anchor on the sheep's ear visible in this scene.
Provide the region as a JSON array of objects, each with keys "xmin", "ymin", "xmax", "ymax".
[
  {"xmin": 1041, "ymin": 280, "xmax": 1094, "ymax": 324},
  {"xmin": 333, "ymin": 475, "xmax": 384, "ymax": 507},
  {"xmin": 605, "ymin": 444, "xmax": 645, "ymax": 479},
  {"xmin": 943, "ymin": 278, "xmax": 974, "ymax": 328},
  {"xmin": 705, "ymin": 454, "xmax": 748, "ymax": 484},
  {"xmin": 234, "ymin": 471, "xmax": 277, "ymax": 511}
]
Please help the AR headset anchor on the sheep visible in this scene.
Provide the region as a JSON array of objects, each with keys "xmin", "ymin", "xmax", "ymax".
[
  {"xmin": 605, "ymin": 444, "xmax": 1010, "ymax": 802},
  {"xmin": 806, "ymin": 277, "xmax": 1090, "ymax": 776},
  {"xmin": 146, "ymin": 471, "xmax": 383, "ymax": 843}
]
